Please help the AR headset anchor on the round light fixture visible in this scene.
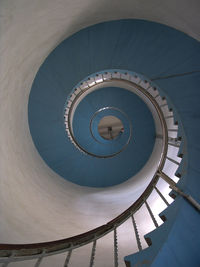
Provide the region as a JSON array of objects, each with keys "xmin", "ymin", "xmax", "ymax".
[{"xmin": 98, "ymin": 115, "xmax": 124, "ymax": 140}]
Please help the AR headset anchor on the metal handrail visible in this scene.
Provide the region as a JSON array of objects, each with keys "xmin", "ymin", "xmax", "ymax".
[
  {"xmin": 0, "ymin": 174, "xmax": 161, "ymax": 259},
  {"xmin": 65, "ymin": 72, "xmax": 168, "ymax": 159}
]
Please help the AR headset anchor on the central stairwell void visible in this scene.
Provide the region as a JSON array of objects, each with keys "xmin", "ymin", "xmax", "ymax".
[{"xmin": 0, "ymin": 19, "xmax": 200, "ymax": 267}]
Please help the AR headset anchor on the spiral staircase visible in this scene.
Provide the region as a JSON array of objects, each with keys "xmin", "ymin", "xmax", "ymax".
[{"xmin": 0, "ymin": 1, "xmax": 200, "ymax": 267}]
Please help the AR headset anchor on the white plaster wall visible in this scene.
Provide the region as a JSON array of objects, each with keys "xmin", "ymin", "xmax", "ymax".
[{"xmin": 0, "ymin": 0, "xmax": 199, "ymax": 266}]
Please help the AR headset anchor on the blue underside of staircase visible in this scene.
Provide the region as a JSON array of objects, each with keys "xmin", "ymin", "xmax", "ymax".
[
  {"xmin": 125, "ymin": 72, "xmax": 200, "ymax": 266},
  {"xmin": 28, "ymin": 19, "xmax": 200, "ymax": 265}
]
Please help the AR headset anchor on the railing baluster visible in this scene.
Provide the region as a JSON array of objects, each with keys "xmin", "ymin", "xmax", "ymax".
[
  {"xmin": 1, "ymin": 252, "xmax": 15, "ymax": 267},
  {"xmin": 165, "ymin": 115, "xmax": 173, "ymax": 119},
  {"xmin": 64, "ymin": 249, "xmax": 72, "ymax": 267},
  {"xmin": 159, "ymin": 103, "xmax": 167, "ymax": 108},
  {"xmin": 158, "ymin": 170, "xmax": 200, "ymax": 211},
  {"xmin": 34, "ymin": 250, "xmax": 46, "ymax": 267},
  {"xmin": 158, "ymin": 170, "xmax": 177, "ymax": 187},
  {"xmin": 168, "ymin": 142, "xmax": 180, "ymax": 148},
  {"xmin": 168, "ymin": 129, "xmax": 178, "ymax": 132},
  {"xmin": 131, "ymin": 215, "xmax": 142, "ymax": 251},
  {"xmin": 154, "ymin": 186, "xmax": 169, "ymax": 206},
  {"xmin": 89, "ymin": 240, "xmax": 97, "ymax": 267},
  {"xmin": 35, "ymin": 257, "xmax": 43, "ymax": 267},
  {"xmin": 114, "ymin": 228, "xmax": 118, "ymax": 267},
  {"xmin": 166, "ymin": 156, "xmax": 180, "ymax": 165},
  {"xmin": 144, "ymin": 200, "xmax": 159, "ymax": 228}
]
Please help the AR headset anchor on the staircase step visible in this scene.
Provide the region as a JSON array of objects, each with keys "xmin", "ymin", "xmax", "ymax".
[{"xmin": 124, "ymin": 197, "xmax": 182, "ymax": 266}]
